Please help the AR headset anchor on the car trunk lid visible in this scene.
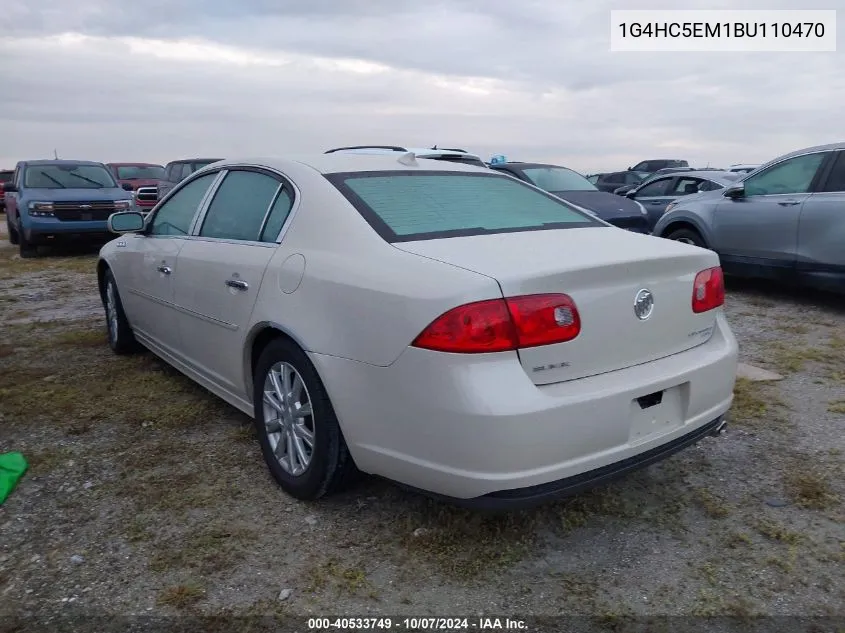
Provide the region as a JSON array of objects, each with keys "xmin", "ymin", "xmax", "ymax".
[{"xmin": 395, "ymin": 227, "xmax": 721, "ymax": 385}]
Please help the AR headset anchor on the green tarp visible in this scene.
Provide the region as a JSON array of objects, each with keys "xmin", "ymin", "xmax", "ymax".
[{"xmin": 0, "ymin": 452, "xmax": 28, "ymax": 504}]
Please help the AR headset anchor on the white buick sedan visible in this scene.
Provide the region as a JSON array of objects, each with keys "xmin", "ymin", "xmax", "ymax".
[{"xmin": 98, "ymin": 153, "xmax": 738, "ymax": 508}]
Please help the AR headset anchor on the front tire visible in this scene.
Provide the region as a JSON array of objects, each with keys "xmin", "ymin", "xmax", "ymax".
[
  {"xmin": 103, "ymin": 269, "xmax": 139, "ymax": 354},
  {"xmin": 253, "ymin": 338, "xmax": 356, "ymax": 500},
  {"xmin": 666, "ymin": 227, "xmax": 706, "ymax": 248},
  {"xmin": 18, "ymin": 229, "xmax": 37, "ymax": 258},
  {"xmin": 7, "ymin": 216, "xmax": 19, "ymax": 245}
]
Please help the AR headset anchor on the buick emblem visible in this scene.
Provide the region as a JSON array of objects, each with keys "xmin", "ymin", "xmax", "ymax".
[{"xmin": 633, "ymin": 288, "xmax": 654, "ymax": 320}]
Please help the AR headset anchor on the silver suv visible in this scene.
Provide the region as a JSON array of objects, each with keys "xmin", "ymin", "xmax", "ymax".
[{"xmin": 653, "ymin": 142, "xmax": 845, "ymax": 293}]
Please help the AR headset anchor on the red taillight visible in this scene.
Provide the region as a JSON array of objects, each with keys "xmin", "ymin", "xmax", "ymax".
[
  {"xmin": 692, "ymin": 266, "xmax": 725, "ymax": 313},
  {"xmin": 411, "ymin": 294, "xmax": 581, "ymax": 354}
]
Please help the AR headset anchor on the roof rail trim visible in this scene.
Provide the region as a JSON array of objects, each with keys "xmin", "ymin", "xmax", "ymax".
[{"xmin": 325, "ymin": 145, "xmax": 407, "ymax": 154}]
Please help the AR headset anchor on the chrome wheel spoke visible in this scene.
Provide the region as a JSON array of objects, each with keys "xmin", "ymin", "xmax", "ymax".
[
  {"xmin": 287, "ymin": 427, "xmax": 299, "ymax": 473},
  {"xmin": 263, "ymin": 390, "xmax": 284, "ymax": 414},
  {"xmin": 290, "ymin": 374, "xmax": 304, "ymax": 402},
  {"xmin": 293, "ymin": 422, "xmax": 314, "ymax": 448}
]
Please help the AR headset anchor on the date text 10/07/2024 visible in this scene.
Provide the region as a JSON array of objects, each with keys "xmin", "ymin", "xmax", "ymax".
[
  {"xmin": 617, "ymin": 21, "xmax": 825, "ymax": 39},
  {"xmin": 307, "ymin": 617, "xmax": 528, "ymax": 631}
]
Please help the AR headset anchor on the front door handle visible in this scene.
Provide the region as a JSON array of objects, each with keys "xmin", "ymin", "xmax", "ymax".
[
  {"xmin": 157, "ymin": 265, "xmax": 172, "ymax": 275},
  {"xmin": 777, "ymin": 201, "xmax": 800, "ymax": 206},
  {"xmin": 225, "ymin": 279, "xmax": 249, "ymax": 291}
]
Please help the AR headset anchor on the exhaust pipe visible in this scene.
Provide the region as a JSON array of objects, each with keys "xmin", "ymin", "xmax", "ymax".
[{"xmin": 711, "ymin": 419, "xmax": 728, "ymax": 436}]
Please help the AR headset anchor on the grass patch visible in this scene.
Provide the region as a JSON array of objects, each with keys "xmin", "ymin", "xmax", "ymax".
[
  {"xmin": 157, "ymin": 583, "xmax": 205, "ymax": 608},
  {"xmin": 52, "ymin": 328, "xmax": 106, "ymax": 348},
  {"xmin": 784, "ymin": 468, "xmax": 839, "ymax": 510},
  {"xmin": 401, "ymin": 503, "xmax": 538, "ymax": 579},
  {"xmin": 0, "ymin": 249, "xmax": 98, "ymax": 280},
  {"xmin": 769, "ymin": 339, "xmax": 844, "ymax": 374},
  {"xmin": 754, "ymin": 519, "xmax": 802, "ymax": 545},
  {"xmin": 828, "ymin": 400, "xmax": 845, "ymax": 414},
  {"xmin": 304, "ymin": 558, "xmax": 377, "ymax": 597},
  {"xmin": 730, "ymin": 378, "xmax": 769, "ymax": 427},
  {"xmin": 694, "ymin": 488, "xmax": 732, "ymax": 519},
  {"xmin": 724, "ymin": 531, "xmax": 752, "ymax": 549},
  {"xmin": 774, "ymin": 323, "xmax": 808, "ymax": 336},
  {"xmin": 150, "ymin": 524, "xmax": 255, "ymax": 574}
]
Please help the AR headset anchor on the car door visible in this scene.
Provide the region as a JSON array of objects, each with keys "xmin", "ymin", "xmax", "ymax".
[
  {"xmin": 711, "ymin": 150, "xmax": 831, "ymax": 268},
  {"xmin": 117, "ymin": 171, "xmax": 221, "ymax": 354},
  {"xmin": 796, "ymin": 150, "xmax": 845, "ymax": 277},
  {"xmin": 172, "ymin": 167, "xmax": 295, "ymax": 396}
]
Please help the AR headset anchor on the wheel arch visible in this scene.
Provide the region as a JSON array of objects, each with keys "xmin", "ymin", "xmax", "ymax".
[
  {"xmin": 96, "ymin": 258, "xmax": 111, "ymax": 303},
  {"xmin": 658, "ymin": 218, "xmax": 711, "ymax": 248},
  {"xmin": 244, "ymin": 322, "xmax": 311, "ymax": 399}
]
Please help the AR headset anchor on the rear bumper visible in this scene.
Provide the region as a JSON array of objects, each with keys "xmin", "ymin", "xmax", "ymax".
[{"xmin": 310, "ymin": 312, "xmax": 738, "ymax": 502}]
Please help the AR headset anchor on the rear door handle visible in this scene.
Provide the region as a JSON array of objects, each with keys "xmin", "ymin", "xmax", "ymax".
[
  {"xmin": 157, "ymin": 265, "xmax": 172, "ymax": 275},
  {"xmin": 225, "ymin": 279, "xmax": 249, "ymax": 291},
  {"xmin": 777, "ymin": 201, "xmax": 801, "ymax": 206}
]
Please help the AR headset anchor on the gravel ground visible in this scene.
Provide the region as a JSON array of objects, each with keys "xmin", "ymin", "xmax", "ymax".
[{"xmin": 0, "ymin": 216, "xmax": 842, "ymax": 630}]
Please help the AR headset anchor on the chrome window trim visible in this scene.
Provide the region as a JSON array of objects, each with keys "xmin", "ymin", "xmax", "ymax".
[{"xmin": 257, "ymin": 183, "xmax": 284, "ymax": 241}]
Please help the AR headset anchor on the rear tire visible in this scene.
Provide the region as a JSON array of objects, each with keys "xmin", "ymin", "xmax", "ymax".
[
  {"xmin": 253, "ymin": 337, "xmax": 357, "ymax": 500},
  {"xmin": 666, "ymin": 227, "xmax": 706, "ymax": 248},
  {"xmin": 7, "ymin": 216, "xmax": 19, "ymax": 245},
  {"xmin": 103, "ymin": 268, "xmax": 140, "ymax": 354}
]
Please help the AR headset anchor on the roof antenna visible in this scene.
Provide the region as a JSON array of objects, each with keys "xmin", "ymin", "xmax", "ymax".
[{"xmin": 53, "ymin": 148, "xmax": 58, "ymax": 159}]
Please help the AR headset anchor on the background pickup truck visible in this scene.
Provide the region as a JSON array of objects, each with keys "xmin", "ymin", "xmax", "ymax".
[{"xmin": 135, "ymin": 157, "xmax": 222, "ymax": 210}]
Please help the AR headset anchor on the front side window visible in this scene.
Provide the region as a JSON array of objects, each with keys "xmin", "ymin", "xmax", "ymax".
[
  {"xmin": 634, "ymin": 178, "xmax": 671, "ymax": 197},
  {"xmin": 519, "ymin": 167, "xmax": 597, "ymax": 192},
  {"xmin": 327, "ymin": 171, "xmax": 600, "ymax": 242},
  {"xmin": 199, "ymin": 170, "xmax": 282, "ymax": 241},
  {"xmin": 149, "ymin": 172, "xmax": 218, "ymax": 236},
  {"xmin": 23, "ymin": 164, "xmax": 117, "ymax": 189},
  {"xmin": 744, "ymin": 152, "xmax": 827, "ymax": 196}
]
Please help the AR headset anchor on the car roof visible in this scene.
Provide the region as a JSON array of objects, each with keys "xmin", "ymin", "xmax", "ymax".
[
  {"xmin": 201, "ymin": 155, "xmax": 494, "ymax": 175},
  {"xmin": 166, "ymin": 158, "xmax": 223, "ymax": 164},
  {"xmin": 489, "ymin": 162, "xmax": 577, "ymax": 170},
  {"xmin": 643, "ymin": 170, "xmax": 737, "ymax": 183},
  {"xmin": 107, "ymin": 162, "xmax": 163, "ymax": 167}
]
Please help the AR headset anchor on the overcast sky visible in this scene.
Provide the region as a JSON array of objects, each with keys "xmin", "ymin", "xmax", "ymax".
[{"xmin": 0, "ymin": 0, "xmax": 842, "ymax": 173}]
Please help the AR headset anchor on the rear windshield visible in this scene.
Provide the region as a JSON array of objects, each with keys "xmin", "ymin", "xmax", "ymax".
[
  {"xmin": 116, "ymin": 165, "xmax": 165, "ymax": 180},
  {"xmin": 0, "ymin": 171, "xmax": 12, "ymax": 184},
  {"xmin": 326, "ymin": 171, "xmax": 601, "ymax": 242},
  {"xmin": 23, "ymin": 164, "xmax": 117, "ymax": 189}
]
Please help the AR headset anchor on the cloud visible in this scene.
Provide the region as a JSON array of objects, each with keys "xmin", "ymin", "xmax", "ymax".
[{"xmin": 0, "ymin": 0, "xmax": 842, "ymax": 171}]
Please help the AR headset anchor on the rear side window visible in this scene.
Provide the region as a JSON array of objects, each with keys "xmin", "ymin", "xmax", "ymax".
[
  {"xmin": 821, "ymin": 152, "xmax": 845, "ymax": 193},
  {"xmin": 326, "ymin": 171, "xmax": 600, "ymax": 242}
]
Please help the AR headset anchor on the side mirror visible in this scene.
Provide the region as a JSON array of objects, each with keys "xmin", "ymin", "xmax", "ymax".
[
  {"xmin": 724, "ymin": 183, "xmax": 745, "ymax": 199},
  {"xmin": 121, "ymin": 182, "xmax": 134, "ymax": 191},
  {"xmin": 3, "ymin": 183, "xmax": 17, "ymax": 193},
  {"xmin": 108, "ymin": 211, "xmax": 145, "ymax": 234}
]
